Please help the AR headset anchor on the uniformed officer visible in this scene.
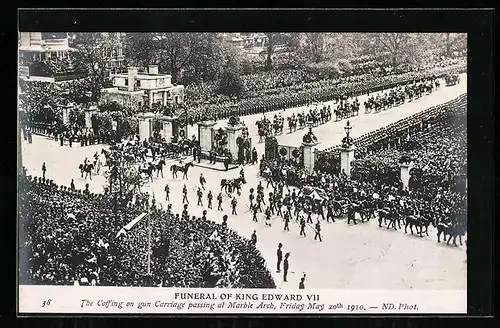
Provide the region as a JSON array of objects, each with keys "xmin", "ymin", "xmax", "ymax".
[
  {"xmin": 197, "ymin": 187, "xmax": 203, "ymax": 206},
  {"xmin": 252, "ymin": 203, "xmax": 258, "ymax": 222},
  {"xmin": 207, "ymin": 190, "xmax": 213, "ymax": 209},
  {"xmin": 164, "ymin": 184, "xmax": 170, "ymax": 201},
  {"xmin": 70, "ymin": 179, "xmax": 75, "ymax": 190},
  {"xmin": 231, "ymin": 197, "xmax": 238, "ymax": 215},
  {"xmin": 181, "ymin": 184, "xmax": 189, "ymax": 204},
  {"xmin": 221, "ymin": 215, "xmax": 228, "ymax": 229},
  {"xmin": 42, "ymin": 162, "xmax": 47, "ymax": 179},
  {"xmin": 276, "ymin": 243, "xmax": 283, "ymax": 272},
  {"xmin": 299, "ymin": 274, "xmax": 306, "ymax": 289},
  {"xmin": 199, "ymin": 173, "xmax": 206, "ymax": 190},
  {"xmin": 251, "ymin": 230, "xmax": 257, "ymax": 246},
  {"xmin": 217, "ymin": 192, "xmax": 223, "ymax": 211},
  {"xmin": 299, "ymin": 216, "xmax": 306, "ymax": 237},
  {"xmin": 314, "ymin": 221, "xmax": 322, "ymax": 242},
  {"xmin": 283, "ymin": 253, "xmax": 290, "ymax": 282},
  {"xmin": 284, "ymin": 212, "xmax": 290, "ymax": 231}
]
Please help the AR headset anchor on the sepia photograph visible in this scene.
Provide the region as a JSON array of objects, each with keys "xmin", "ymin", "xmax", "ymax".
[{"xmin": 17, "ymin": 24, "xmax": 470, "ymax": 314}]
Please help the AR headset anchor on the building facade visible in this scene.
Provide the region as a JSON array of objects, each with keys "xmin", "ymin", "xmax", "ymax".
[{"xmin": 100, "ymin": 65, "xmax": 185, "ymax": 110}]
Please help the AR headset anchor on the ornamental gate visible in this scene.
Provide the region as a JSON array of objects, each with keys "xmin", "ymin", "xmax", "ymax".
[{"xmin": 264, "ymin": 137, "xmax": 303, "ymax": 167}]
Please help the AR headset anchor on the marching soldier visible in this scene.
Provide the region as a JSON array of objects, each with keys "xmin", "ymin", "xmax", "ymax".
[
  {"xmin": 182, "ymin": 184, "xmax": 189, "ymax": 204},
  {"xmin": 197, "ymin": 187, "xmax": 203, "ymax": 206},
  {"xmin": 314, "ymin": 221, "xmax": 322, "ymax": 242},
  {"xmin": 326, "ymin": 201, "xmax": 335, "ymax": 223},
  {"xmin": 249, "ymin": 188, "xmax": 255, "ymax": 208},
  {"xmin": 306, "ymin": 206, "xmax": 313, "ymax": 224},
  {"xmin": 299, "ymin": 216, "xmax": 306, "ymax": 237},
  {"xmin": 207, "ymin": 190, "xmax": 213, "ymax": 209},
  {"xmin": 284, "ymin": 212, "xmax": 290, "ymax": 231},
  {"xmin": 347, "ymin": 204, "xmax": 356, "ymax": 225},
  {"xmin": 217, "ymin": 192, "xmax": 223, "ymax": 211},
  {"xmin": 252, "ymin": 203, "xmax": 258, "ymax": 222},
  {"xmin": 256, "ymin": 192, "xmax": 263, "ymax": 212},
  {"xmin": 231, "ymin": 197, "xmax": 238, "ymax": 215},
  {"xmin": 199, "ymin": 173, "xmax": 206, "ymax": 190},
  {"xmin": 265, "ymin": 207, "xmax": 272, "ymax": 226}
]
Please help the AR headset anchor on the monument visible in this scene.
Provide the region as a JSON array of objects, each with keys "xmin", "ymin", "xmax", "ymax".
[
  {"xmin": 301, "ymin": 126, "xmax": 319, "ymax": 172},
  {"xmin": 137, "ymin": 112, "xmax": 156, "ymax": 141},
  {"xmin": 340, "ymin": 120, "xmax": 356, "ymax": 178}
]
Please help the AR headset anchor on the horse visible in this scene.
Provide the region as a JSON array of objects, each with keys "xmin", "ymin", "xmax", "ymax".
[
  {"xmin": 78, "ymin": 163, "xmax": 94, "ymax": 180},
  {"xmin": 170, "ymin": 162, "xmax": 194, "ymax": 180},
  {"xmin": 404, "ymin": 214, "xmax": 431, "ymax": 237},
  {"xmin": 139, "ymin": 163, "xmax": 154, "ymax": 182},
  {"xmin": 220, "ymin": 177, "xmax": 247, "ymax": 195},
  {"xmin": 434, "ymin": 220, "xmax": 466, "ymax": 246},
  {"xmin": 151, "ymin": 159, "xmax": 166, "ymax": 178},
  {"xmin": 377, "ymin": 207, "xmax": 400, "ymax": 230}
]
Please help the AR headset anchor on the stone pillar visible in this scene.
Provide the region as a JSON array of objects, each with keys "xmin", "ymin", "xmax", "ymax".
[
  {"xmin": 60, "ymin": 104, "xmax": 74, "ymax": 125},
  {"xmin": 85, "ymin": 106, "xmax": 98, "ymax": 129},
  {"xmin": 198, "ymin": 120, "xmax": 217, "ymax": 153},
  {"xmin": 340, "ymin": 145, "xmax": 357, "ymax": 178},
  {"xmin": 137, "ymin": 112, "xmax": 155, "ymax": 141},
  {"xmin": 400, "ymin": 162, "xmax": 414, "ymax": 190},
  {"xmin": 302, "ymin": 141, "xmax": 319, "ymax": 172},
  {"xmin": 159, "ymin": 115, "xmax": 178, "ymax": 142},
  {"xmin": 226, "ymin": 125, "xmax": 243, "ymax": 161}
]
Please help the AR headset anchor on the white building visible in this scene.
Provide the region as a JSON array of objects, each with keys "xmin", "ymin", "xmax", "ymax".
[
  {"xmin": 18, "ymin": 32, "xmax": 85, "ymax": 82},
  {"xmin": 100, "ymin": 65, "xmax": 185, "ymax": 110}
]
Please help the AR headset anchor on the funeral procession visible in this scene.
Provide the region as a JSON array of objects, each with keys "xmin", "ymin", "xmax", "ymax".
[{"xmin": 18, "ymin": 32, "xmax": 467, "ymax": 290}]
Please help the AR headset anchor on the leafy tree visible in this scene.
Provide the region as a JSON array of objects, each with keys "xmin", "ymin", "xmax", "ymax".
[
  {"xmin": 369, "ymin": 33, "xmax": 421, "ymax": 72},
  {"xmin": 304, "ymin": 33, "xmax": 326, "ymax": 63},
  {"xmin": 443, "ymin": 33, "xmax": 467, "ymax": 57},
  {"xmin": 263, "ymin": 33, "xmax": 289, "ymax": 71},
  {"xmin": 218, "ymin": 54, "xmax": 245, "ymax": 97},
  {"xmin": 70, "ymin": 33, "xmax": 112, "ymax": 102}
]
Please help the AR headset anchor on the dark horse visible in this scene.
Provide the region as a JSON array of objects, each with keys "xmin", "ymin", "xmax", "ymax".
[
  {"xmin": 378, "ymin": 207, "xmax": 402, "ymax": 230},
  {"xmin": 79, "ymin": 163, "xmax": 94, "ymax": 180},
  {"xmin": 170, "ymin": 162, "xmax": 194, "ymax": 180},
  {"xmin": 220, "ymin": 177, "xmax": 247, "ymax": 195},
  {"xmin": 405, "ymin": 214, "xmax": 432, "ymax": 237},
  {"xmin": 139, "ymin": 163, "xmax": 154, "ymax": 182},
  {"xmin": 152, "ymin": 159, "xmax": 166, "ymax": 178},
  {"xmin": 434, "ymin": 219, "xmax": 466, "ymax": 246}
]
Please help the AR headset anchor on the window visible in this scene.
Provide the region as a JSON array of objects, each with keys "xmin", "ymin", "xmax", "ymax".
[{"xmin": 125, "ymin": 78, "xmax": 128, "ymax": 85}]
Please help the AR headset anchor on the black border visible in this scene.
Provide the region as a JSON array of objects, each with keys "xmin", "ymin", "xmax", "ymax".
[{"xmin": 2, "ymin": 7, "xmax": 495, "ymax": 326}]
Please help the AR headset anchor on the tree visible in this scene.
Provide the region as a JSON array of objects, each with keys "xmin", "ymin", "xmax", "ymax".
[
  {"xmin": 263, "ymin": 33, "xmax": 288, "ymax": 71},
  {"xmin": 304, "ymin": 33, "xmax": 325, "ymax": 63},
  {"xmin": 443, "ymin": 33, "xmax": 467, "ymax": 57},
  {"xmin": 371, "ymin": 33, "xmax": 420, "ymax": 72},
  {"xmin": 70, "ymin": 33, "xmax": 112, "ymax": 102},
  {"xmin": 218, "ymin": 54, "xmax": 245, "ymax": 97}
]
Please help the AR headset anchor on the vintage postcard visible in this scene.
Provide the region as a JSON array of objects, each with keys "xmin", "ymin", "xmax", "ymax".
[{"xmin": 18, "ymin": 13, "xmax": 469, "ymax": 314}]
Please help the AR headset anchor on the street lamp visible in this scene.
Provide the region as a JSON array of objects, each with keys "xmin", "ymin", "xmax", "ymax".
[{"xmin": 344, "ymin": 120, "xmax": 352, "ymax": 139}]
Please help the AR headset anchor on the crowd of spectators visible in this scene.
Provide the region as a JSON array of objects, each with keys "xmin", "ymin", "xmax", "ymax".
[{"xmin": 18, "ymin": 171, "xmax": 275, "ymax": 288}]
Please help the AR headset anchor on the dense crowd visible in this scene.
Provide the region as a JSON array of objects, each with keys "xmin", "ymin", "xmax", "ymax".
[
  {"xmin": 18, "ymin": 171, "xmax": 275, "ymax": 288},
  {"xmin": 181, "ymin": 62, "xmax": 466, "ymax": 123}
]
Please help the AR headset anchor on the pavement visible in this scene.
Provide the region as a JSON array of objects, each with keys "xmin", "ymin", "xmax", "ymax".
[{"xmin": 19, "ymin": 74, "xmax": 467, "ymax": 290}]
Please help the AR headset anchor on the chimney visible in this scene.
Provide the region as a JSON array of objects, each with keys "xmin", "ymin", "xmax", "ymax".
[
  {"xmin": 148, "ymin": 65, "xmax": 158, "ymax": 75},
  {"xmin": 128, "ymin": 67, "xmax": 138, "ymax": 92}
]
